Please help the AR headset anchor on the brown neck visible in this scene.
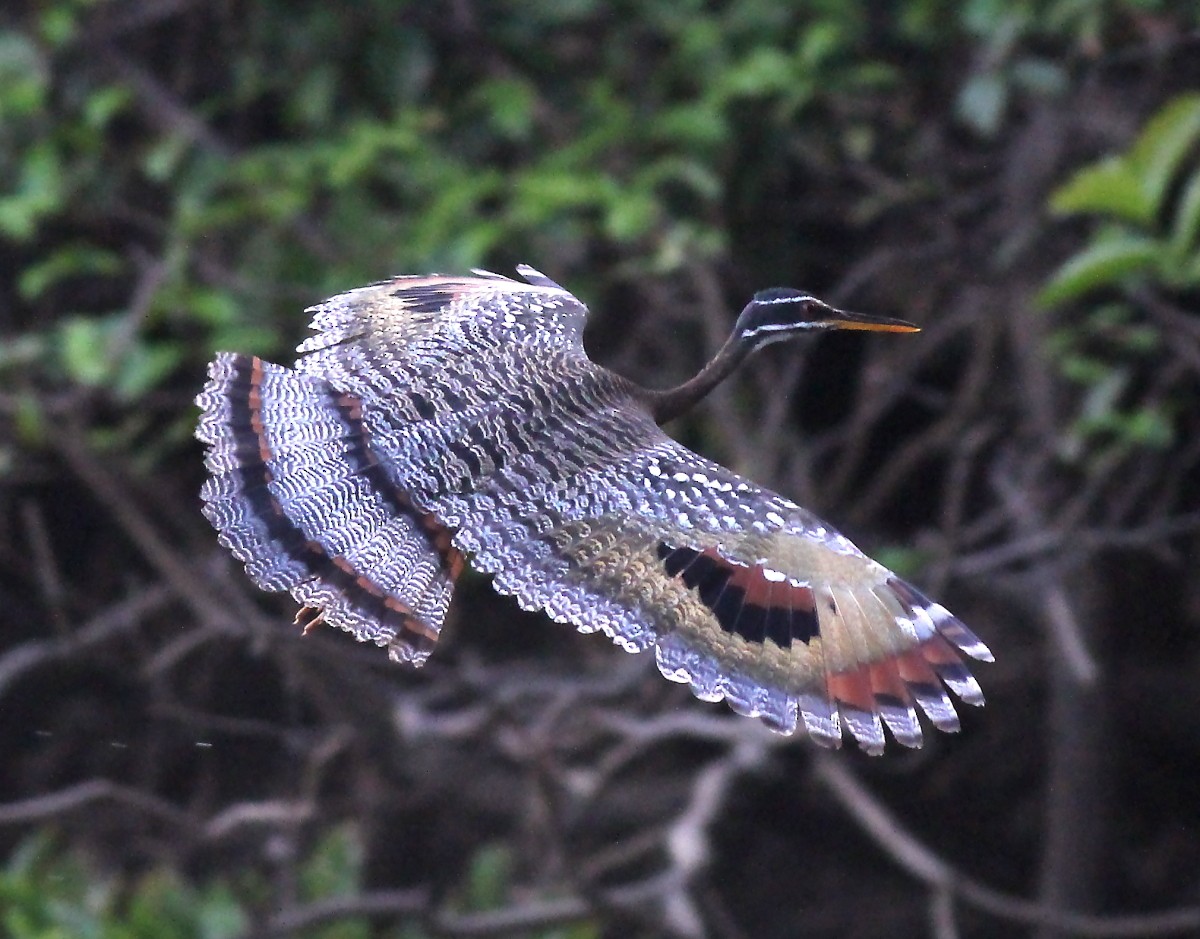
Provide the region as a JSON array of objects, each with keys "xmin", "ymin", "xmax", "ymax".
[{"xmin": 646, "ymin": 336, "xmax": 752, "ymax": 424}]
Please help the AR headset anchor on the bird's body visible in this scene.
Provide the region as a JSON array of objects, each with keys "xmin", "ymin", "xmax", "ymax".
[{"xmin": 196, "ymin": 265, "xmax": 991, "ymax": 754}]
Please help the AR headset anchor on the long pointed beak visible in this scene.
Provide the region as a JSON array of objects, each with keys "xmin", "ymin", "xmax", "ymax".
[{"xmin": 821, "ymin": 308, "xmax": 920, "ymax": 333}]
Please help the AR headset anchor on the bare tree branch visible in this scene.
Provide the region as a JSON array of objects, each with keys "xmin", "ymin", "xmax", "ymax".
[
  {"xmin": 0, "ymin": 780, "xmax": 195, "ymax": 833},
  {"xmin": 813, "ymin": 757, "xmax": 1200, "ymax": 937}
]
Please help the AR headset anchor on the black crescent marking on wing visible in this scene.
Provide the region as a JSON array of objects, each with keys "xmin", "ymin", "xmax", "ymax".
[{"xmin": 656, "ymin": 542, "xmax": 822, "ymax": 649}]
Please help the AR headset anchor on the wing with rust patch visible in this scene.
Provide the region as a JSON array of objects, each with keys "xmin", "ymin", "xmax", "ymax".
[
  {"xmin": 517, "ymin": 511, "xmax": 990, "ymax": 755},
  {"xmin": 421, "ymin": 420, "xmax": 991, "ymax": 754},
  {"xmin": 648, "ymin": 536, "xmax": 990, "ymax": 753}
]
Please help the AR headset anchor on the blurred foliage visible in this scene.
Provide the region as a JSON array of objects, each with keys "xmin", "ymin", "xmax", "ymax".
[
  {"xmin": 1043, "ymin": 302, "xmax": 1171, "ymax": 459},
  {"xmin": 1039, "ymin": 93, "xmax": 1200, "ymax": 459},
  {"xmin": 448, "ymin": 844, "xmax": 598, "ymax": 939},
  {"xmin": 0, "ymin": 829, "xmax": 596, "ymax": 939},
  {"xmin": 1, "ymin": 833, "xmax": 246, "ymax": 939},
  {"xmin": 1040, "ymin": 93, "xmax": 1200, "ymax": 305},
  {"xmin": 5, "ymin": 0, "xmax": 1192, "ymax": 458},
  {"xmin": 897, "ymin": 0, "xmax": 1192, "ymax": 137},
  {"xmin": 0, "ymin": 0, "xmax": 917, "ymax": 456}
]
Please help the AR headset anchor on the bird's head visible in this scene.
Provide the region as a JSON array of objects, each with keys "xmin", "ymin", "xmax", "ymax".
[{"xmin": 734, "ymin": 288, "xmax": 919, "ymax": 351}]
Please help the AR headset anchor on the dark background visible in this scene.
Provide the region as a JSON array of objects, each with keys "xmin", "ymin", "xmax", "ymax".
[{"xmin": 2, "ymin": 2, "xmax": 1200, "ymax": 937}]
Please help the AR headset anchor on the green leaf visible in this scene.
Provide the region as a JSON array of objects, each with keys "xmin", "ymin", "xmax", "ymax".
[
  {"xmin": 1076, "ymin": 404, "xmax": 1174, "ymax": 451},
  {"xmin": 642, "ymin": 155, "xmax": 722, "ymax": 202},
  {"xmin": 1127, "ymin": 92, "xmax": 1200, "ymax": 220},
  {"xmin": 512, "ymin": 169, "xmax": 614, "ymax": 225},
  {"xmin": 870, "ymin": 546, "xmax": 929, "ymax": 577},
  {"xmin": 18, "ymin": 245, "xmax": 123, "ymax": 300},
  {"xmin": 1167, "ymin": 166, "xmax": 1200, "ymax": 267},
  {"xmin": 605, "ymin": 190, "xmax": 658, "ymax": 241},
  {"xmin": 13, "ymin": 391, "xmax": 45, "ymax": 449},
  {"xmin": 1122, "ymin": 406, "xmax": 1174, "ymax": 449},
  {"xmin": 0, "ymin": 141, "xmax": 65, "ymax": 241},
  {"xmin": 58, "ymin": 317, "xmax": 115, "ymax": 387},
  {"xmin": 1051, "ymin": 94, "xmax": 1200, "ymax": 226},
  {"xmin": 1049, "ymin": 158, "xmax": 1148, "ymax": 224},
  {"xmin": 721, "ymin": 47, "xmax": 794, "ymax": 99},
  {"xmin": 462, "ymin": 845, "xmax": 512, "ymax": 912},
  {"xmin": 1059, "ymin": 352, "xmax": 1113, "ymax": 385},
  {"xmin": 285, "ymin": 66, "xmax": 337, "ymax": 129},
  {"xmin": 182, "ymin": 286, "xmax": 243, "ymax": 329},
  {"xmin": 1035, "ymin": 233, "xmax": 1160, "ymax": 307},
  {"xmin": 1184, "ymin": 249, "xmax": 1200, "ymax": 285},
  {"xmin": 112, "ymin": 341, "xmax": 185, "ymax": 402},
  {"xmin": 474, "ymin": 78, "xmax": 537, "ymax": 141},
  {"xmin": 299, "ymin": 826, "xmax": 362, "ymax": 901},
  {"xmin": 38, "ymin": 4, "xmax": 80, "ymax": 47},
  {"xmin": 0, "ymin": 30, "xmax": 48, "ymax": 117},
  {"xmin": 796, "ymin": 20, "xmax": 844, "ymax": 68},
  {"xmin": 142, "ymin": 134, "xmax": 192, "ymax": 183},
  {"xmin": 83, "ymin": 85, "xmax": 132, "ymax": 130},
  {"xmin": 1120, "ymin": 324, "xmax": 1162, "ymax": 354},
  {"xmin": 653, "ymin": 103, "xmax": 727, "ymax": 150}
]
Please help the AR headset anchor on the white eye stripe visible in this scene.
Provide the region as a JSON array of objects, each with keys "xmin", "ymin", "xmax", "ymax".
[
  {"xmin": 740, "ymin": 321, "xmax": 819, "ymax": 340},
  {"xmin": 754, "ymin": 294, "xmax": 815, "ymax": 304}
]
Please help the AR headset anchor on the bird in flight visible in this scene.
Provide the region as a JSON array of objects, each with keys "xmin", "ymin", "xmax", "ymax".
[{"xmin": 196, "ymin": 265, "xmax": 991, "ymax": 754}]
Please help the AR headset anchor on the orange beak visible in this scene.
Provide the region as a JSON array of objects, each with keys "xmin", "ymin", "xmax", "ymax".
[{"xmin": 821, "ymin": 308, "xmax": 920, "ymax": 333}]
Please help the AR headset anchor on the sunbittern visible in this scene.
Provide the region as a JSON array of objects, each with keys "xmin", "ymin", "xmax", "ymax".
[{"xmin": 196, "ymin": 266, "xmax": 991, "ymax": 755}]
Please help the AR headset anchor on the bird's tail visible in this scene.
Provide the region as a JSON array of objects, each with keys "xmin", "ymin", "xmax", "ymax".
[{"xmin": 195, "ymin": 352, "xmax": 462, "ymax": 663}]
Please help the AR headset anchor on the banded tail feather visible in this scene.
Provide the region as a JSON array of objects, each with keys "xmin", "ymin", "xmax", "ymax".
[
  {"xmin": 196, "ymin": 267, "xmax": 993, "ymax": 753},
  {"xmin": 195, "ymin": 353, "xmax": 462, "ymax": 663}
]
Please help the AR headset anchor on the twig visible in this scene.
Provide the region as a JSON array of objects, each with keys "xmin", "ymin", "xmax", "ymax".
[
  {"xmin": 1043, "ymin": 583, "xmax": 1099, "ymax": 687},
  {"xmin": 19, "ymin": 499, "xmax": 70, "ymax": 637},
  {"xmin": 992, "ymin": 462, "xmax": 1101, "ymax": 685},
  {"xmin": 245, "ymin": 888, "xmax": 430, "ymax": 939},
  {"xmin": 938, "ymin": 512, "xmax": 1200, "ymax": 579},
  {"xmin": 0, "ymin": 779, "xmax": 194, "ymax": 832},
  {"xmin": 813, "ymin": 756, "xmax": 1200, "ymax": 936},
  {"xmin": 93, "ymin": 45, "xmax": 336, "ymax": 262},
  {"xmin": 203, "ymin": 800, "xmax": 316, "ymax": 841},
  {"xmin": 930, "ymin": 888, "xmax": 961, "ymax": 939},
  {"xmin": 50, "ymin": 427, "xmax": 274, "ymax": 648},
  {"xmin": 433, "ymin": 896, "xmax": 593, "ymax": 937},
  {"xmin": 0, "ymin": 583, "xmax": 173, "ymax": 698},
  {"xmin": 671, "ymin": 743, "xmax": 762, "ymax": 874}
]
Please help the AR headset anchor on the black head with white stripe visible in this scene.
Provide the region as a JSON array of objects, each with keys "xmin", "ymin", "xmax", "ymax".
[
  {"xmin": 734, "ymin": 288, "xmax": 919, "ymax": 351},
  {"xmin": 647, "ymin": 285, "xmax": 921, "ymax": 423}
]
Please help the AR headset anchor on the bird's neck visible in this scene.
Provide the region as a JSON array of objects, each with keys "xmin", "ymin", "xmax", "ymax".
[{"xmin": 646, "ymin": 336, "xmax": 752, "ymax": 424}]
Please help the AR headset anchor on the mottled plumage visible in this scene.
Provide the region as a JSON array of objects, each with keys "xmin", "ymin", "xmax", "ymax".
[{"xmin": 196, "ymin": 265, "xmax": 991, "ymax": 754}]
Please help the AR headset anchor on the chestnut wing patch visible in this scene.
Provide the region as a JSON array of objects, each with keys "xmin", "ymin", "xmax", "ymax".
[
  {"xmin": 656, "ymin": 543, "xmax": 820, "ymax": 649},
  {"xmin": 653, "ymin": 537, "xmax": 992, "ymax": 753}
]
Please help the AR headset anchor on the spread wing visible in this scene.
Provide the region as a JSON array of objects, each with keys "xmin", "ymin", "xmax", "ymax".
[
  {"xmin": 295, "ymin": 263, "xmax": 588, "ymax": 380},
  {"xmin": 282, "ymin": 267, "xmax": 992, "ymax": 754},
  {"xmin": 433, "ymin": 423, "xmax": 991, "ymax": 755}
]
